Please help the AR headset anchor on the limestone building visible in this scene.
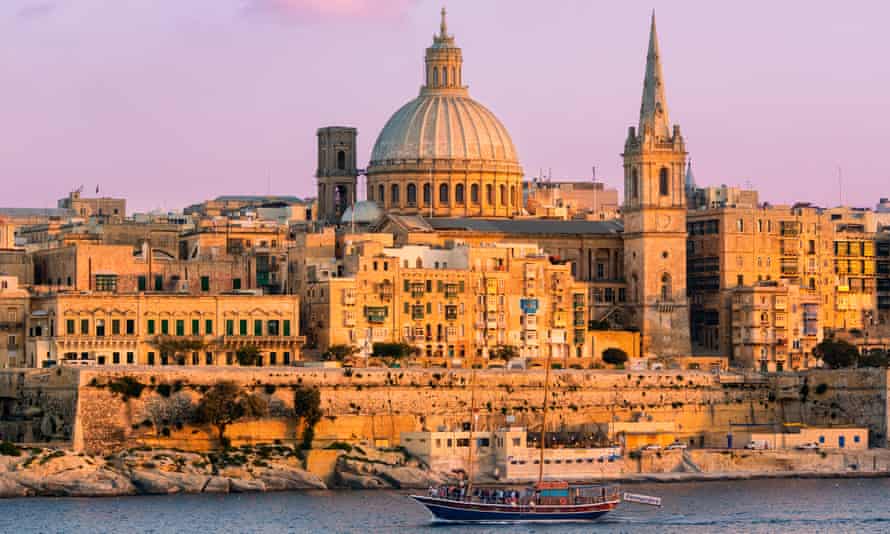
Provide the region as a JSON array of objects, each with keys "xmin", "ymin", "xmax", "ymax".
[
  {"xmin": 0, "ymin": 276, "xmax": 28, "ymax": 368},
  {"xmin": 57, "ymin": 190, "xmax": 126, "ymax": 223},
  {"xmin": 25, "ymin": 293, "xmax": 302, "ymax": 368},
  {"xmin": 621, "ymin": 14, "xmax": 691, "ymax": 358},
  {"xmin": 315, "ymin": 127, "xmax": 358, "ymax": 223},
  {"xmin": 365, "ymin": 9, "xmax": 523, "ymax": 218}
]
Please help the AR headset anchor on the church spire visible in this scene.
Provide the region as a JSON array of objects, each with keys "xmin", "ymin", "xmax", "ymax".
[
  {"xmin": 424, "ymin": 7, "xmax": 464, "ymax": 94},
  {"xmin": 639, "ymin": 10, "xmax": 671, "ymax": 139}
]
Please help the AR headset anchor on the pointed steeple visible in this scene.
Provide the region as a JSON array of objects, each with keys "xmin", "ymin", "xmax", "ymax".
[
  {"xmin": 685, "ymin": 158, "xmax": 696, "ymax": 191},
  {"xmin": 639, "ymin": 10, "xmax": 671, "ymax": 139}
]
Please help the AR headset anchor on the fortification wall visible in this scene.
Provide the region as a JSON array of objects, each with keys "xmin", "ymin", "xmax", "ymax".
[{"xmin": 0, "ymin": 367, "xmax": 79, "ymax": 443}]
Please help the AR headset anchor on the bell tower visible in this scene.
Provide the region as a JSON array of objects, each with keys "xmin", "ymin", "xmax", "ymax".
[
  {"xmin": 316, "ymin": 126, "xmax": 357, "ymax": 224},
  {"xmin": 622, "ymin": 13, "xmax": 691, "ymax": 358}
]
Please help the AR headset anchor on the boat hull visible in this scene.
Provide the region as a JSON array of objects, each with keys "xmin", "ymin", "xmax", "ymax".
[{"xmin": 410, "ymin": 495, "xmax": 618, "ymax": 523}]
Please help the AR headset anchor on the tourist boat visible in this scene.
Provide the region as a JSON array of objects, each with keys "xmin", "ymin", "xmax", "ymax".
[{"xmin": 410, "ymin": 282, "xmax": 660, "ymax": 523}]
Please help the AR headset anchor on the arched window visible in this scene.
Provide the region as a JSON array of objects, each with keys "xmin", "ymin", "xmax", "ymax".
[
  {"xmin": 416, "ymin": 258, "xmax": 423, "ymax": 268},
  {"xmin": 455, "ymin": 184, "xmax": 465, "ymax": 204},
  {"xmin": 433, "ymin": 67, "xmax": 439, "ymax": 86},
  {"xmin": 499, "ymin": 185, "xmax": 506, "ymax": 206},
  {"xmin": 631, "ymin": 169, "xmax": 639, "ymax": 199},
  {"xmin": 659, "ymin": 167, "xmax": 669, "ymax": 196},
  {"xmin": 391, "ymin": 184, "xmax": 400, "ymax": 204},
  {"xmin": 808, "ymin": 278, "xmax": 816, "ymax": 290},
  {"xmin": 510, "ymin": 185, "xmax": 516, "ymax": 207},
  {"xmin": 423, "ymin": 183, "xmax": 431, "ymax": 205},
  {"xmin": 378, "ymin": 185, "xmax": 384, "ymax": 205},
  {"xmin": 486, "ymin": 184, "xmax": 494, "ymax": 205},
  {"xmin": 337, "ymin": 150, "xmax": 346, "ymax": 170},
  {"xmin": 406, "ymin": 183, "xmax": 417, "ymax": 206},
  {"xmin": 450, "ymin": 67, "xmax": 456, "ymax": 87},
  {"xmin": 660, "ymin": 273, "xmax": 672, "ymax": 302},
  {"xmin": 439, "ymin": 183, "xmax": 449, "ymax": 204},
  {"xmin": 442, "ymin": 68, "xmax": 448, "ymax": 86},
  {"xmin": 470, "ymin": 184, "xmax": 479, "ymax": 204}
]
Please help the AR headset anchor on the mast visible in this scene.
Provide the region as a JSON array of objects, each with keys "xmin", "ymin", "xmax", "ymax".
[
  {"xmin": 538, "ymin": 344, "xmax": 554, "ymax": 484},
  {"xmin": 465, "ymin": 357, "xmax": 478, "ymax": 496}
]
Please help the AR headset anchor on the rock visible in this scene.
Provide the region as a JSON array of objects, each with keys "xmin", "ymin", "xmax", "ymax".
[
  {"xmin": 376, "ymin": 466, "xmax": 439, "ymax": 489},
  {"xmin": 337, "ymin": 471, "xmax": 388, "ymax": 489},
  {"xmin": 229, "ymin": 478, "xmax": 266, "ymax": 493},
  {"xmin": 129, "ymin": 469, "xmax": 208, "ymax": 495},
  {"xmin": 202, "ymin": 476, "xmax": 231, "ymax": 493},
  {"xmin": 257, "ymin": 467, "xmax": 326, "ymax": 491},
  {"xmin": 0, "ymin": 475, "xmax": 31, "ymax": 497}
]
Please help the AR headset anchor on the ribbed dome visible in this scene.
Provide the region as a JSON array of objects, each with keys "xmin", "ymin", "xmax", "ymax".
[
  {"xmin": 340, "ymin": 201, "xmax": 383, "ymax": 224},
  {"xmin": 370, "ymin": 92, "xmax": 519, "ymax": 165}
]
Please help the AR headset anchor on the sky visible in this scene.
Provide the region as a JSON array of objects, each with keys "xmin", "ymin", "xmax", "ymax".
[{"xmin": 0, "ymin": 0, "xmax": 887, "ymax": 213}]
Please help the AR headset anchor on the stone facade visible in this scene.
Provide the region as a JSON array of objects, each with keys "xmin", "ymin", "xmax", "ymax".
[
  {"xmin": 315, "ymin": 127, "xmax": 358, "ymax": 223},
  {"xmin": 25, "ymin": 293, "xmax": 303, "ymax": 368},
  {"xmin": 621, "ymin": 14, "xmax": 691, "ymax": 358},
  {"xmin": 0, "ymin": 276, "xmax": 28, "ymax": 368}
]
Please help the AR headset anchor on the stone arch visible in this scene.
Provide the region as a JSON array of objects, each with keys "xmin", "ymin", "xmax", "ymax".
[
  {"xmin": 406, "ymin": 183, "xmax": 417, "ymax": 206},
  {"xmin": 455, "ymin": 183, "xmax": 465, "ymax": 204},
  {"xmin": 439, "ymin": 183, "xmax": 450, "ymax": 204},
  {"xmin": 470, "ymin": 183, "xmax": 480, "ymax": 204},
  {"xmin": 659, "ymin": 167, "xmax": 670, "ymax": 196},
  {"xmin": 423, "ymin": 183, "xmax": 431, "ymax": 205},
  {"xmin": 391, "ymin": 183, "xmax": 400, "ymax": 205}
]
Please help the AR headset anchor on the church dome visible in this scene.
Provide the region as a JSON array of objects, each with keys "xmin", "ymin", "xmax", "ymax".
[
  {"xmin": 370, "ymin": 93, "xmax": 519, "ymax": 164},
  {"xmin": 340, "ymin": 200, "xmax": 383, "ymax": 225}
]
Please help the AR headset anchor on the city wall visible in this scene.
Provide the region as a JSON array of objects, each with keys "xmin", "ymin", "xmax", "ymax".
[{"xmin": 68, "ymin": 367, "xmax": 888, "ymax": 455}]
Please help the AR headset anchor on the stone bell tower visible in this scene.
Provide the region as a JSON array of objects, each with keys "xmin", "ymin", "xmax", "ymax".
[
  {"xmin": 316, "ymin": 126, "xmax": 358, "ymax": 224},
  {"xmin": 622, "ymin": 13, "xmax": 691, "ymax": 358}
]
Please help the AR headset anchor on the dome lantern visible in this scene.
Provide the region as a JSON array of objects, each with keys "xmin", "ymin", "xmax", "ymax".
[{"xmin": 424, "ymin": 7, "xmax": 464, "ymax": 94}]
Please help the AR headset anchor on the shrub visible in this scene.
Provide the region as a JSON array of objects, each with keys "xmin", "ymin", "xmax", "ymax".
[
  {"xmin": 294, "ymin": 387, "xmax": 323, "ymax": 450},
  {"xmin": 325, "ymin": 442, "xmax": 353, "ymax": 452},
  {"xmin": 264, "ymin": 384, "xmax": 277, "ymax": 395},
  {"xmin": 814, "ymin": 340, "xmax": 858, "ymax": 369},
  {"xmin": 322, "ymin": 344, "xmax": 359, "ymax": 362},
  {"xmin": 109, "ymin": 377, "xmax": 145, "ymax": 400},
  {"xmin": 0, "ymin": 441, "xmax": 21, "ymax": 456},
  {"xmin": 602, "ymin": 348, "xmax": 629, "ymax": 366},
  {"xmin": 196, "ymin": 381, "xmax": 269, "ymax": 448},
  {"xmin": 236, "ymin": 346, "xmax": 261, "ymax": 367},
  {"xmin": 815, "ymin": 383, "xmax": 829, "ymax": 395},
  {"xmin": 156, "ymin": 383, "xmax": 172, "ymax": 398}
]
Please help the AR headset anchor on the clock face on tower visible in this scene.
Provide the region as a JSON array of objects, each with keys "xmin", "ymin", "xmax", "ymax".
[{"xmin": 657, "ymin": 214, "xmax": 672, "ymax": 231}]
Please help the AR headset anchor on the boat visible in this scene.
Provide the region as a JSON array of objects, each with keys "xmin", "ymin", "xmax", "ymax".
[{"xmin": 410, "ymin": 276, "xmax": 660, "ymax": 523}]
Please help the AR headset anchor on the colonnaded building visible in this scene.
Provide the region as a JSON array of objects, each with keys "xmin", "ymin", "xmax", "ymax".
[{"xmin": 315, "ymin": 10, "xmax": 693, "ymax": 359}]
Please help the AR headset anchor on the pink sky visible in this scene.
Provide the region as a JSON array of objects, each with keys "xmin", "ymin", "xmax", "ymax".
[{"xmin": 0, "ymin": 1, "xmax": 887, "ymax": 212}]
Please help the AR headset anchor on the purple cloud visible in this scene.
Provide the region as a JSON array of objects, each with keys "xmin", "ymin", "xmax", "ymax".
[{"xmin": 242, "ymin": 0, "xmax": 417, "ymax": 22}]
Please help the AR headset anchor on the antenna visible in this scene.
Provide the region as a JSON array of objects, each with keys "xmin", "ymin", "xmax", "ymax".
[{"xmin": 837, "ymin": 166, "xmax": 843, "ymax": 206}]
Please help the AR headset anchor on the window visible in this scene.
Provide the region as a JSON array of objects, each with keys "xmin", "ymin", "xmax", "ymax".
[
  {"xmin": 269, "ymin": 352, "xmax": 277, "ymax": 365},
  {"xmin": 471, "ymin": 184, "xmax": 479, "ymax": 204},
  {"xmin": 205, "ymin": 320, "xmax": 213, "ymax": 335},
  {"xmin": 126, "ymin": 352, "xmax": 134, "ymax": 364},
  {"xmin": 486, "ymin": 184, "xmax": 493, "ymax": 204},
  {"xmin": 147, "ymin": 319, "xmax": 155, "ymax": 335},
  {"xmin": 226, "ymin": 320, "xmax": 234, "ymax": 336},
  {"xmin": 154, "ymin": 275, "xmax": 163, "ymax": 291},
  {"xmin": 439, "ymin": 184, "xmax": 449, "ymax": 204},
  {"xmin": 233, "ymin": 278, "xmax": 241, "ymax": 290},
  {"xmin": 81, "ymin": 319, "xmax": 90, "ymax": 335},
  {"xmin": 254, "ymin": 320, "xmax": 262, "ymax": 336},
  {"xmin": 200, "ymin": 276, "xmax": 210, "ymax": 292},
  {"xmin": 112, "ymin": 352, "xmax": 120, "ymax": 364},
  {"xmin": 378, "ymin": 184, "xmax": 384, "ymax": 204},
  {"xmin": 95, "ymin": 274, "xmax": 118, "ymax": 292},
  {"xmin": 661, "ymin": 273, "xmax": 673, "ymax": 302},
  {"xmin": 112, "ymin": 320, "xmax": 120, "ymax": 335},
  {"xmin": 736, "ymin": 219, "xmax": 744, "ymax": 232},
  {"xmin": 406, "ymin": 183, "xmax": 417, "ymax": 206},
  {"xmin": 96, "ymin": 320, "xmax": 106, "ymax": 337},
  {"xmin": 192, "ymin": 319, "xmax": 200, "ymax": 335},
  {"xmin": 239, "ymin": 320, "xmax": 248, "ymax": 336},
  {"xmin": 172, "ymin": 320, "xmax": 183, "ymax": 336},
  {"xmin": 499, "ymin": 184, "xmax": 506, "ymax": 206},
  {"xmin": 268, "ymin": 320, "xmax": 280, "ymax": 336},
  {"xmin": 455, "ymin": 184, "xmax": 464, "ymax": 204},
  {"xmin": 126, "ymin": 319, "xmax": 134, "ymax": 335},
  {"xmin": 283, "ymin": 320, "xmax": 291, "ymax": 336},
  {"xmin": 66, "ymin": 319, "xmax": 75, "ymax": 335},
  {"xmin": 336, "ymin": 150, "xmax": 346, "ymax": 170},
  {"xmin": 737, "ymin": 274, "xmax": 744, "ymax": 287},
  {"xmin": 391, "ymin": 184, "xmax": 400, "ymax": 204},
  {"xmin": 631, "ymin": 168, "xmax": 639, "ymax": 199},
  {"xmin": 147, "ymin": 352, "xmax": 156, "ymax": 365},
  {"xmin": 659, "ymin": 167, "xmax": 669, "ymax": 196}
]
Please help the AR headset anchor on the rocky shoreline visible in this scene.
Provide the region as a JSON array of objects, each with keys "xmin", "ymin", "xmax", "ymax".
[{"xmin": 1, "ymin": 444, "xmax": 888, "ymax": 498}]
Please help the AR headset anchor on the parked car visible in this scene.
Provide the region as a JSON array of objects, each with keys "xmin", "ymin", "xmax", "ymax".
[
  {"xmin": 744, "ymin": 440, "xmax": 770, "ymax": 450},
  {"xmin": 666, "ymin": 441, "xmax": 688, "ymax": 450},
  {"xmin": 795, "ymin": 442, "xmax": 820, "ymax": 450},
  {"xmin": 641, "ymin": 444, "xmax": 662, "ymax": 452}
]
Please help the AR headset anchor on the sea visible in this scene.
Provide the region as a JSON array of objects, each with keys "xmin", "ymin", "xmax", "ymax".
[{"xmin": 1, "ymin": 478, "xmax": 888, "ymax": 533}]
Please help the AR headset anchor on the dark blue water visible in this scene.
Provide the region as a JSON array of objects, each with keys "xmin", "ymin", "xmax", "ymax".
[{"xmin": 1, "ymin": 478, "xmax": 888, "ymax": 533}]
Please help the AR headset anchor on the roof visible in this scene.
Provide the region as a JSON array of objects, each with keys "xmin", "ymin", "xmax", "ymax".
[
  {"xmin": 427, "ymin": 218, "xmax": 623, "ymax": 235},
  {"xmin": 0, "ymin": 207, "xmax": 71, "ymax": 217},
  {"xmin": 213, "ymin": 195, "xmax": 305, "ymax": 203}
]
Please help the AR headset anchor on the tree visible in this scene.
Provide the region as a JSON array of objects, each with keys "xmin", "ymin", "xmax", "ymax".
[
  {"xmin": 858, "ymin": 349, "xmax": 889, "ymax": 368},
  {"xmin": 151, "ymin": 336, "xmax": 207, "ymax": 366},
  {"xmin": 814, "ymin": 340, "xmax": 859, "ymax": 369},
  {"xmin": 372, "ymin": 342, "xmax": 419, "ymax": 365},
  {"xmin": 322, "ymin": 344, "xmax": 359, "ymax": 362},
  {"xmin": 196, "ymin": 381, "xmax": 268, "ymax": 448},
  {"xmin": 293, "ymin": 387, "xmax": 323, "ymax": 450},
  {"xmin": 490, "ymin": 345, "xmax": 519, "ymax": 361},
  {"xmin": 236, "ymin": 345, "xmax": 261, "ymax": 366},
  {"xmin": 602, "ymin": 348, "xmax": 629, "ymax": 366}
]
